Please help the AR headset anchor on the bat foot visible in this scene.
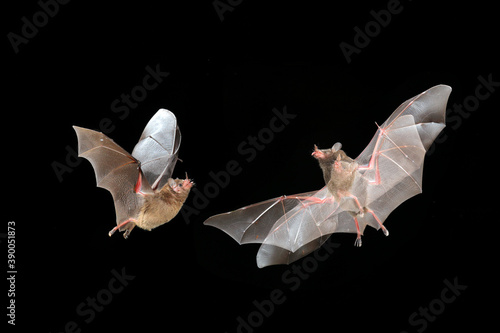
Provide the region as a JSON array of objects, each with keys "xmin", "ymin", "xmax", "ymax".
[
  {"xmin": 365, "ymin": 209, "xmax": 387, "ymax": 236},
  {"xmin": 109, "ymin": 219, "xmax": 136, "ymax": 238},
  {"xmin": 354, "ymin": 236, "xmax": 362, "ymax": 247}
]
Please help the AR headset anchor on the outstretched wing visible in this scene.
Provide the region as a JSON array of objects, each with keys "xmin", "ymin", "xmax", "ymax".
[
  {"xmin": 205, "ymin": 85, "xmax": 451, "ymax": 268},
  {"xmin": 351, "ymin": 85, "xmax": 451, "ymax": 233},
  {"xmin": 205, "ymin": 187, "xmax": 349, "ymax": 267},
  {"xmin": 205, "ymin": 189, "xmax": 323, "ymax": 244},
  {"xmin": 132, "ymin": 109, "xmax": 181, "ymax": 191},
  {"xmin": 73, "ymin": 126, "xmax": 152, "ymax": 226},
  {"xmin": 254, "ymin": 175, "xmax": 370, "ymax": 267}
]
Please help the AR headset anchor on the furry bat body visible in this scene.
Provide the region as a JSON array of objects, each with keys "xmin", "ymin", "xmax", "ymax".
[
  {"xmin": 74, "ymin": 109, "xmax": 193, "ymax": 238},
  {"xmin": 205, "ymin": 85, "xmax": 451, "ymax": 267}
]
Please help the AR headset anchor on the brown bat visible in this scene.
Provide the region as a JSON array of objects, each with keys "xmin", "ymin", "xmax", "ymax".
[
  {"xmin": 205, "ymin": 85, "xmax": 451, "ymax": 267},
  {"xmin": 73, "ymin": 109, "xmax": 193, "ymax": 238}
]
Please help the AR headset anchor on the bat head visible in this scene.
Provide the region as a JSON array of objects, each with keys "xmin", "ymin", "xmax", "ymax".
[
  {"xmin": 311, "ymin": 142, "xmax": 343, "ymax": 160},
  {"xmin": 167, "ymin": 177, "xmax": 194, "ymax": 195}
]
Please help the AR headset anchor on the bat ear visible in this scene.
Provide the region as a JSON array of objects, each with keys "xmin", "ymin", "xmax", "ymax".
[
  {"xmin": 168, "ymin": 178, "xmax": 176, "ymax": 188},
  {"xmin": 332, "ymin": 142, "xmax": 342, "ymax": 151}
]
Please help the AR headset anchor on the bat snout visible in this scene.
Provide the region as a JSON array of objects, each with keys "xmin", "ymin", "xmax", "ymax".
[{"xmin": 181, "ymin": 178, "xmax": 194, "ymax": 190}]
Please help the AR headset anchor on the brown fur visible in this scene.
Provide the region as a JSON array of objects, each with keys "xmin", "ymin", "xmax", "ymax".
[
  {"xmin": 316, "ymin": 149, "xmax": 352, "ymax": 184},
  {"xmin": 136, "ymin": 178, "xmax": 192, "ymax": 231},
  {"xmin": 326, "ymin": 158, "xmax": 357, "ymax": 201},
  {"xmin": 312, "ymin": 146, "xmax": 357, "ymax": 201}
]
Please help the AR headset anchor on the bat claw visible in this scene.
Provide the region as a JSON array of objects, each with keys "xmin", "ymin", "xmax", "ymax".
[
  {"xmin": 354, "ymin": 236, "xmax": 362, "ymax": 247},
  {"xmin": 123, "ymin": 229, "xmax": 131, "ymax": 239}
]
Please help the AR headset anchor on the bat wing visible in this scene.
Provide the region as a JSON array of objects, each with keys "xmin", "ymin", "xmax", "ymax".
[
  {"xmin": 205, "ymin": 85, "xmax": 451, "ymax": 267},
  {"xmin": 252, "ymin": 181, "xmax": 378, "ymax": 267},
  {"xmin": 205, "ymin": 189, "xmax": 323, "ymax": 244},
  {"xmin": 351, "ymin": 84, "xmax": 451, "ymax": 233},
  {"xmin": 131, "ymin": 109, "xmax": 181, "ymax": 190},
  {"xmin": 205, "ymin": 187, "xmax": 354, "ymax": 267},
  {"xmin": 73, "ymin": 126, "xmax": 152, "ymax": 227}
]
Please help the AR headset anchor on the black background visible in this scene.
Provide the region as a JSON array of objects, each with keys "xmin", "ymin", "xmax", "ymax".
[{"xmin": 4, "ymin": 0, "xmax": 496, "ymax": 332}]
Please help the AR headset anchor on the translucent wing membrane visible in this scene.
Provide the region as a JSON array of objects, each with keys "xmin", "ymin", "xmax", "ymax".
[
  {"xmin": 356, "ymin": 85, "xmax": 449, "ymax": 166},
  {"xmin": 205, "ymin": 190, "xmax": 319, "ymax": 244},
  {"xmin": 256, "ymin": 235, "xmax": 332, "ymax": 267},
  {"xmin": 353, "ymin": 85, "xmax": 450, "ymax": 229},
  {"xmin": 205, "ymin": 188, "xmax": 343, "ymax": 267},
  {"xmin": 132, "ymin": 109, "xmax": 181, "ymax": 190},
  {"xmin": 74, "ymin": 108, "xmax": 183, "ymax": 237},
  {"xmin": 73, "ymin": 126, "xmax": 149, "ymax": 225},
  {"xmin": 259, "ymin": 188, "xmax": 337, "ymax": 251},
  {"xmin": 204, "ymin": 85, "xmax": 451, "ymax": 267}
]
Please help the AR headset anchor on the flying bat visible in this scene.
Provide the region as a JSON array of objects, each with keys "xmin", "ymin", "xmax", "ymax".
[
  {"xmin": 74, "ymin": 109, "xmax": 193, "ymax": 238},
  {"xmin": 204, "ymin": 85, "xmax": 451, "ymax": 267}
]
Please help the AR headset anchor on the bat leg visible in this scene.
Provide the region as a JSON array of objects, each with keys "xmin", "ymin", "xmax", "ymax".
[
  {"xmin": 109, "ymin": 219, "xmax": 137, "ymax": 238},
  {"xmin": 354, "ymin": 216, "xmax": 362, "ymax": 247},
  {"xmin": 348, "ymin": 194, "xmax": 365, "ymax": 217},
  {"xmin": 122, "ymin": 223, "xmax": 136, "ymax": 239},
  {"xmin": 343, "ymin": 193, "xmax": 366, "ymax": 245},
  {"xmin": 366, "ymin": 209, "xmax": 389, "ymax": 236}
]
